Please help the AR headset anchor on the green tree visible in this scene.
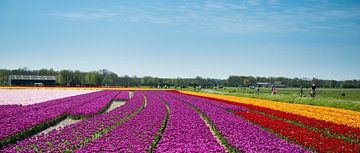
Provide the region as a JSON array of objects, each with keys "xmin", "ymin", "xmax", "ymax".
[
  {"xmin": 84, "ymin": 71, "xmax": 102, "ymax": 86},
  {"xmin": 57, "ymin": 70, "xmax": 73, "ymax": 86}
]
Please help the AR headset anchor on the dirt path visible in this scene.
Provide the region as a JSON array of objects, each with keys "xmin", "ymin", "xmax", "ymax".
[
  {"xmin": 37, "ymin": 118, "xmax": 80, "ymax": 136},
  {"xmin": 129, "ymin": 91, "xmax": 134, "ymax": 99},
  {"xmin": 107, "ymin": 100, "xmax": 126, "ymax": 112},
  {"xmin": 36, "ymin": 100, "xmax": 126, "ymax": 136}
]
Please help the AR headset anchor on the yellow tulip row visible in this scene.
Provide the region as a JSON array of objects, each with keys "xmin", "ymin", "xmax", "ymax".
[{"xmin": 180, "ymin": 91, "xmax": 360, "ymax": 128}]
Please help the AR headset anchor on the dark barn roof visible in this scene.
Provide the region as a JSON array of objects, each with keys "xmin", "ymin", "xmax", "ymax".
[{"xmin": 10, "ymin": 75, "xmax": 56, "ymax": 81}]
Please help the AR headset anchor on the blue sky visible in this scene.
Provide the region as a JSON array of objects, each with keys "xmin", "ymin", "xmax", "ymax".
[{"xmin": 0, "ymin": 0, "xmax": 359, "ymax": 80}]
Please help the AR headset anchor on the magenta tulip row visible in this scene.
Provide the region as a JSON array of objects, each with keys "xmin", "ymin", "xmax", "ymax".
[
  {"xmin": 165, "ymin": 91, "xmax": 310, "ymax": 153},
  {"xmin": 75, "ymin": 92, "xmax": 166, "ymax": 152},
  {"xmin": 0, "ymin": 90, "xmax": 124, "ymax": 143},
  {"xmin": 1, "ymin": 90, "xmax": 313, "ymax": 152},
  {"xmin": 113, "ymin": 91, "xmax": 129, "ymax": 100},
  {"xmin": 1, "ymin": 91, "xmax": 144, "ymax": 152},
  {"xmin": 153, "ymin": 92, "xmax": 225, "ymax": 152}
]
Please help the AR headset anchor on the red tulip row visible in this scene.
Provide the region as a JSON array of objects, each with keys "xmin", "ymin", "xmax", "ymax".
[
  {"xmin": 180, "ymin": 91, "xmax": 360, "ymax": 141},
  {"xmin": 235, "ymin": 111, "xmax": 360, "ymax": 153},
  {"xmin": 229, "ymin": 101, "xmax": 360, "ymax": 141}
]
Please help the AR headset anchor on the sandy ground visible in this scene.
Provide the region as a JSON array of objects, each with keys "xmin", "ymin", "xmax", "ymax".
[
  {"xmin": 37, "ymin": 118, "xmax": 80, "ymax": 136},
  {"xmin": 107, "ymin": 100, "xmax": 126, "ymax": 112},
  {"xmin": 129, "ymin": 91, "xmax": 134, "ymax": 99},
  {"xmin": 36, "ymin": 100, "xmax": 126, "ymax": 136}
]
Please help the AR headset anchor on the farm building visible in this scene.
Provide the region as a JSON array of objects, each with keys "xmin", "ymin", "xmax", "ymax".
[
  {"xmin": 256, "ymin": 81, "xmax": 286, "ymax": 88},
  {"xmin": 272, "ymin": 81, "xmax": 286, "ymax": 88},
  {"xmin": 256, "ymin": 82, "xmax": 272, "ymax": 87},
  {"xmin": 9, "ymin": 75, "xmax": 56, "ymax": 86}
]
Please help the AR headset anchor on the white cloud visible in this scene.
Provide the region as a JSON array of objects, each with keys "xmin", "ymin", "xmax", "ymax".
[
  {"xmin": 52, "ymin": 8, "xmax": 118, "ymax": 20},
  {"xmin": 48, "ymin": 2, "xmax": 360, "ymax": 35}
]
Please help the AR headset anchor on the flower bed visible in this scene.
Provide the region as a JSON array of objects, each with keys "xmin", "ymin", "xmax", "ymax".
[
  {"xmin": 166, "ymin": 92, "xmax": 308, "ymax": 153},
  {"xmin": 230, "ymin": 102, "xmax": 360, "ymax": 140},
  {"xmin": 0, "ymin": 89, "xmax": 97, "ymax": 105},
  {"xmin": 153, "ymin": 92, "xmax": 225, "ymax": 152},
  {"xmin": 114, "ymin": 91, "xmax": 129, "ymax": 100},
  {"xmin": 236, "ymin": 111, "xmax": 360, "ymax": 153},
  {"xmin": 179, "ymin": 91, "xmax": 360, "ymax": 128},
  {"xmin": 2, "ymin": 89, "xmax": 359, "ymax": 152},
  {"xmin": 0, "ymin": 91, "xmax": 123, "ymax": 147},
  {"xmin": 1, "ymin": 91, "xmax": 145, "ymax": 152},
  {"xmin": 75, "ymin": 92, "xmax": 165, "ymax": 152}
]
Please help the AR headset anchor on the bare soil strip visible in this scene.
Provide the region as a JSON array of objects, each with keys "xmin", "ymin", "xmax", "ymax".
[
  {"xmin": 36, "ymin": 118, "xmax": 80, "ymax": 136},
  {"xmin": 36, "ymin": 100, "xmax": 126, "ymax": 137},
  {"xmin": 106, "ymin": 100, "xmax": 126, "ymax": 112},
  {"xmin": 129, "ymin": 91, "xmax": 134, "ymax": 99}
]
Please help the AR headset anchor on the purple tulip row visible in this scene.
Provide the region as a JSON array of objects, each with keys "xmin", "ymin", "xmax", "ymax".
[
  {"xmin": 113, "ymin": 91, "xmax": 129, "ymax": 100},
  {"xmin": 0, "ymin": 90, "xmax": 121, "ymax": 143},
  {"xmin": 153, "ymin": 92, "xmax": 226, "ymax": 153},
  {"xmin": 1, "ymin": 91, "xmax": 145, "ymax": 152},
  {"xmin": 169, "ymin": 91, "xmax": 248, "ymax": 112},
  {"xmin": 0, "ymin": 91, "xmax": 104, "ymax": 122},
  {"xmin": 74, "ymin": 91, "xmax": 167, "ymax": 153},
  {"xmin": 0, "ymin": 93, "xmax": 78, "ymax": 122},
  {"xmin": 67, "ymin": 91, "xmax": 121, "ymax": 117},
  {"xmin": 0, "ymin": 105, "xmax": 22, "ymax": 119},
  {"xmin": 165, "ymin": 91, "xmax": 310, "ymax": 153}
]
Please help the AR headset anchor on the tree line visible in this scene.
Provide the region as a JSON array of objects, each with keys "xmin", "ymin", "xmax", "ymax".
[{"xmin": 0, "ymin": 68, "xmax": 359, "ymax": 88}]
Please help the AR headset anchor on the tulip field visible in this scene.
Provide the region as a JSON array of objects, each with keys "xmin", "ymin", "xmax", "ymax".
[{"xmin": 0, "ymin": 88, "xmax": 360, "ymax": 152}]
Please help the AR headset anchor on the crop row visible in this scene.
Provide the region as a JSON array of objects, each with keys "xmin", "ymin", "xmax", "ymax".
[
  {"xmin": 1, "ymin": 91, "xmax": 144, "ymax": 152},
  {"xmin": 153, "ymin": 92, "xmax": 225, "ymax": 152},
  {"xmin": 179, "ymin": 91, "xmax": 360, "ymax": 128},
  {"xmin": 75, "ymin": 92, "xmax": 166, "ymax": 152},
  {"xmin": 0, "ymin": 89, "xmax": 97, "ymax": 105},
  {"xmin": 236, "ymin": 111, "xmax": 360, "ymax": 153},
  {"xmin": 114, "ymin": 91, "xmax": 130, "ymax": 101},
  {"xmin": 165, "ymin": 91, "xmax": 308, "ymax": 152},
  {"xmin": 3, "ymin": 89, "xmax": 359, "ymax": 152},
  {"xmin": 230, "ymin": 101, "xmax": 360, "ymax": 141},
  {"xmin": 176, "ymin": 91, "xmax": 360, "ymax": 152},
  {"xmin": 0, "ymin": 90, "xmax": 125, "ymax": 147}
]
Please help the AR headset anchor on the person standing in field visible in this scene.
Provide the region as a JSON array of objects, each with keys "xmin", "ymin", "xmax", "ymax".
[
  {"xmin": 311, "ymin": 83, "xmax": 317, "ymax": 97},
  {"xmin": 256, "ymin": 85, "xmax": 260, "ymax": 95},
  {"xmin": 271, "ymin": 86, "xmax": 277, "ymax": 95},
  {"xmin": 300, "ymin": 86, "xmax": 304, "ymax": 97}
]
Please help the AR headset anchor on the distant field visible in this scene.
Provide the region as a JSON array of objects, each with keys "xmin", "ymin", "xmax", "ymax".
[{"xmin": 181, "ymin": 87, "xmax": 360, "ymax": 112}]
